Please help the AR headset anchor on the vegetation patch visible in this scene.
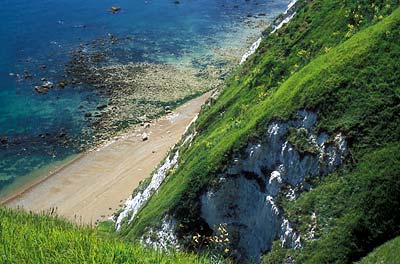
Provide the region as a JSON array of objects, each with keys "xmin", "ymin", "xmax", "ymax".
[
  {"xmin": 117, "ymin": 0, "xmax": 399, "ymax": 262},
  {"xmin": 0, "ymin": 208, "xmax": 214, "ymax": 264},
  {"xmin": 286, "ymin": 127, "xmax": 319, "ymax": 156}
]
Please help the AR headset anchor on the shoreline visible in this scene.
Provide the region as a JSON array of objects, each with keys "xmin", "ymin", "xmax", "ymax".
[
  {"xmin": 4, "ymin": 92, "xmax": 211, "ymax": 224},
  {"xmin": 1, "ymin": 11, "xmax": 276, "ymax": 223},
  {"xmin": 0, "ymin": 154, "xmax": 82, "ymax": 206}
]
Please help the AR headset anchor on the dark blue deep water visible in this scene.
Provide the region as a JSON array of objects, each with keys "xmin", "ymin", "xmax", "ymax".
[{"xmin": 0, "ymin": 0, "xmax": 288, "ymax": 197}]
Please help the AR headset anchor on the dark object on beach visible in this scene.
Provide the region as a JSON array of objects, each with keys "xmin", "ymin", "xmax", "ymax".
[
  {"xmin": 109, "ymin": 6, "xmax": 121, "ymax": 13},
  {"xmin": 165, "ymin": 106, "xmax": 172, "ymax": 114},
  {"xmin": 142, "ymin": 133, "xmax": 148, "ymax": 141},
  {"xmin": 0, "ymin": 136, "xmax": 8, "ymax": 145}
]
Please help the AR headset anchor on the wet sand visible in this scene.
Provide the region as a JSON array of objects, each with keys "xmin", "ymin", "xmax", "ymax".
[{"xmin": 3, "ymin": 92, "xmax": 210, "ymax": 224}]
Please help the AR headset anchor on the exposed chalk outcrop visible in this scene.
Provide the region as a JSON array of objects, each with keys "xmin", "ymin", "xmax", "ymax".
[
  {"xmin": 115, "ymin": 115, "xmax": 199, "ymax": 231},
  {"xmin": 201, "ymin": 111, "xmax": 347, "ymax": 261},
  {"xmin": 141, "ymin": 216, "xmax": 180, "ymax": 250},
  {"xmin": 240, "ymin": 37, "xmax": 262, "ymax": 64},
  {"xmin": 115, "ymin": 150, "xmax": 179, "ymax": 230},
  {"xmin": 240, "ymin": 0, "xmax": 298, "ymax": 65}
]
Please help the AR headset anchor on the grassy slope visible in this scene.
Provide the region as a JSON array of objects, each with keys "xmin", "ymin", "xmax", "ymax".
[
  {"xmin": 2, "ymin": 1, "xmax": 397, "ymax": 263},
  {"xmin": 123, "ymin": 0, "xmax": 399, "ymax": 249},
  {"xmin": 263, "ymin": 144, "xmax": 400, "ymax": 263},
  {"xmin": 0, "ymin": 208, "xmax": 212, "ymax": 264},
  {"xmin": 358, "ymin": 236, "xmax": 400, "ymax": 264}
]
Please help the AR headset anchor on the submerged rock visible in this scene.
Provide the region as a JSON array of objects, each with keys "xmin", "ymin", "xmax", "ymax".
[
  {"xmin": 109, "ymin": 6, "xmax": 121, "ymax": 13},
  {"xmin": 34, "ymin": 86, "xmax": 48, "ymax": 94},
  {"xmin": 58, "ymin": 80, "xmax": 67, "ymax": 88},
  {"xmin": 23, "ymin": 70, "xmax": 32, "ymax": 79},
  {"xmin": 96, "ymin": 104, "xmax": 107, "ymax": 110},
  {"xmin": 0, "ymin": 136, "xmax": 8, "ymax": 145},
  {"xmin": 42, "ymin": 81, "xmax": 53, "ymax": 89}
]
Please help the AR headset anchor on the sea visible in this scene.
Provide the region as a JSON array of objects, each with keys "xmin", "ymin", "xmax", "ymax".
[{"xmin": 0, "ymin": 0, "xmax": 288, "ymax": 199}]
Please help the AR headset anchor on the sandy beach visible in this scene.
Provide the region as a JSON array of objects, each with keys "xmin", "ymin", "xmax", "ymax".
[{"xmin": 3, "ymin": 92, "xmax": 210, "ymax": 224}]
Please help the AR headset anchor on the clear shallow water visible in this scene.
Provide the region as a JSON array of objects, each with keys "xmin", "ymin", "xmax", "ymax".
[{"xmin": 0, "ymin": 0, "xmax": 288, "ymax": 196}]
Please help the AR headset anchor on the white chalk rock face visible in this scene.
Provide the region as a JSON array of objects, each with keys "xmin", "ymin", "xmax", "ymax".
[
  {"xmin": 115, "ymin": 151, "xmax": 179, "ymax": 230},
  {"xmin": 141, "ymin": 216, "xmax": 179, "ymax": 250},
  {"xmin": 115, "ymin": 114, "xmax": 199, "ymax": 231},
  {"xmin": 239, "ymin": 0, "xmax": 299, "ymax": 65},
  {"xmin": 201, "ymin": 111, "xmax": 347, "ymax": 262}
]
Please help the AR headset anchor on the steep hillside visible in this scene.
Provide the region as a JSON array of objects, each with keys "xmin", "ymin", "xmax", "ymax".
[
  {"xmin": 115, "ymin": 0, "xmax": 400, "ymax": 263},
  {"xmin": 357, "ymin": 236, "xmax": 400, "ymax": 264}
]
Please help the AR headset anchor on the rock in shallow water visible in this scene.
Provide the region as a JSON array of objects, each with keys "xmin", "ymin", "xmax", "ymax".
[
  {"xmin": 0, "ymin": 136, "xmax": 8, "ymax": 145},
  {"xmin": 109, "ymin": 6, "xmax": 121, "ymax": 13}
]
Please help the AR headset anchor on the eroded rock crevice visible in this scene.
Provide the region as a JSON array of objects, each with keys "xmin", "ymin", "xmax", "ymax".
[{"xmin": 201, "ymin": 111, "xmax": 347, "ymax": 261}]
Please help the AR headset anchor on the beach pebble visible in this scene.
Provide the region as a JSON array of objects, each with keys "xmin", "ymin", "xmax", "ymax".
[{"xmin": 142, "ymin": 132, "xmax": 148, "ymax": 141}]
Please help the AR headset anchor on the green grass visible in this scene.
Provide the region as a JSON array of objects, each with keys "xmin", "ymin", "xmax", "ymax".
[
  {"xmin": 122, "ymin": 0, "xmax": 399, "ymax": 242},
  {"xmin": 263, "ymin": 143, "xmax": 400, "ymax": 263},
  {"xmin": 358, "ymin": 236, "xmax": 400, "ymax": 264},
  {"xmin": 0, "ymin": 208, "xmax": 214, "ymax": 263},
  {"xmin": 2, "ymin": 1, "xmax": 399, "ymax": 263},
  {"xmin": 286, "ymin": 127, "xmax": 320, "ymax": 155}
]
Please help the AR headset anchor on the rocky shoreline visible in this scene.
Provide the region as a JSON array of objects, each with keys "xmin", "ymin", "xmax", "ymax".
[
  {"xmin": 59, "ymin": 16, "xmax": 272, "ymax": 151},
  {"xmin": 1, "ymin": 10, "xmax": 273, "ymax": 190}
]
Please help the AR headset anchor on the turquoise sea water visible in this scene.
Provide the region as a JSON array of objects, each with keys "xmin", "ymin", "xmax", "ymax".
[{"xmin": 0, "ymin": 0, "xmax": 288, "ymax": 197}]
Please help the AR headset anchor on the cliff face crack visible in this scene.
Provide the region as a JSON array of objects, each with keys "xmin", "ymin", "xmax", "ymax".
[{"xmin": 200, "ymin": 110, "xmax": 347, "ymax": 261}]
